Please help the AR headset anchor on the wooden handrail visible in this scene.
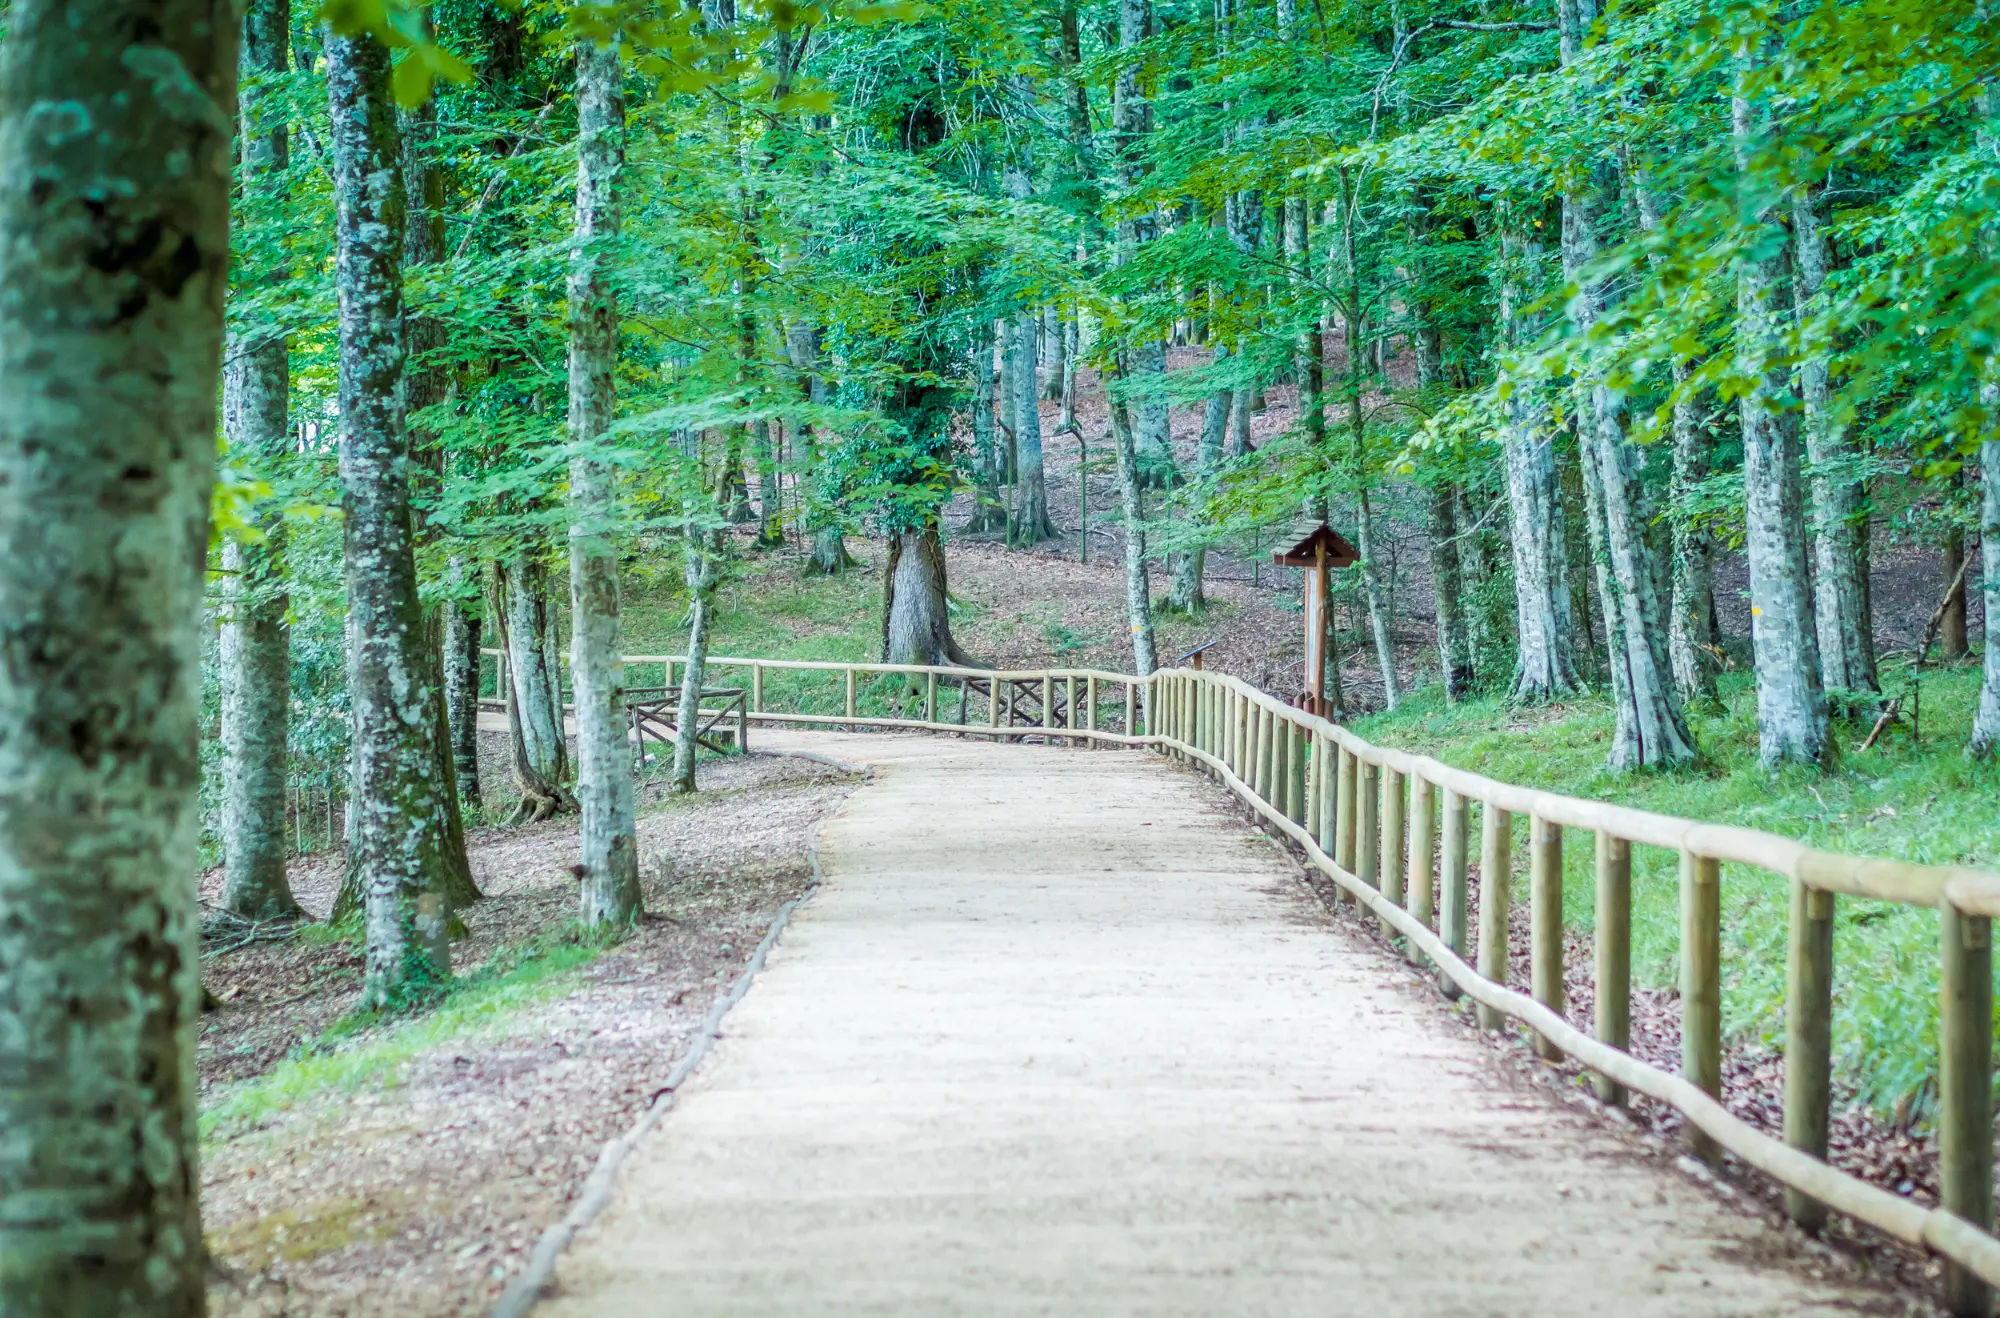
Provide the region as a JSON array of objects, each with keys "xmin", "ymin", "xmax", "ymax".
[{"xmin": 474, "ymin": 648, "xmax": 2000, "ymax": 1309}]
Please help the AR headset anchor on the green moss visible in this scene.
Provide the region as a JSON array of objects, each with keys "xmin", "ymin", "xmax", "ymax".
[
  {"xmin": 1350, "ymin": 664, "xmax": 2000, "ymax": 1118},
  {"xmin": 201, "ymin": 925, "xmax": 622, "ymax": 1140},
  {"xmin": 208, "ymin": 1194, "xmax": 407, "ymax": 1265}
]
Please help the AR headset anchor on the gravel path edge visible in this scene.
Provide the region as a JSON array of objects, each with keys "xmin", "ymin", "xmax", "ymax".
[{"xmin": 488, "ymin": 752, "xmax": 872, "ymax": 1318}]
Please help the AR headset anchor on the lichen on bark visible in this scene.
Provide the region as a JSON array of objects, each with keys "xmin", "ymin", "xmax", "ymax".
[{"xmin": 0, "ymin": 0, "xmax": 237, "ymax": 1305}]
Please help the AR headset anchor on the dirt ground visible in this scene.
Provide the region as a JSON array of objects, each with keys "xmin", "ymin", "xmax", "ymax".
[
  {"xmin": 542, "ymin": 731, "xmax": 1923, "ymax": 1317},
  {"xmin": 197, "ymin": 748, "xmax": 857, "ymax": 1317}
]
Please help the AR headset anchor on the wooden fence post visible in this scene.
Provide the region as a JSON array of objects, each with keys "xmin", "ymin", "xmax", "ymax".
[
  {"xmin": 1087, "ymin": 676, "xmax": 1098, "ymax": 733},
  {"xmin": 1681, "ymin": 850, "xmax": 1722, "ymax": 1163},
  {"xmin": 1530, "ymin": 815, "xmax": 1564, "ymax": 1062},
  {"xmin": 1358, "ymin": 761, "xmax": 1380, "ymax": 896},
  {"xmin": 1315, "ymin": 736, "xmax": 1337, "ymax": 856},
  {"xmin": 1380, "ymin": 768, "xmax": 1405, "ymax": 938},
  {"xmin": 1409, "ymin": 774, "xmax": 1436, "ymax": 933},
  {"xmin": 1286, "ymin": 719, "xmax": 1308, "ymax": 824},
  {"xmin": 1476, "ymin": 803, "xmax": 1512, "ymax": 1030},
  {"xmin": 1940, "ymin": 896, "xmax": 1994, "ymax": 1318},
  {"xmin": 1306, "ymin": 731, "xmax": 1324, "ymax": 839},
  {"xmin": 1066, "ymin": 674, "xmax": 1077, "ymax": 740},
  {"xmin": 844, "ymin": 666, "xmax": 857, "ymax": 732},
  {"xmin": 1440, "ymin": 788, "xmax": 1469, "ymax": 998},
  {"xmin": 1253, "ymin": 706, "xmax": 1271, "ymax": 800},
  {"xmin": 1594, "ymin": 833, "xmax": 1631, "ymax": 1104},
  {"xmin": 1784, "ymin": 876, "xmax": 1835, "ymax": 1231},
  {"xmin": 1043, "ymin": 674, "xmax": 1054, "ymax": 742},
  {"xmin": 926, "ymin": 670, "xmax": 939, "ymax": 724},
  {"xmin": 1335, "ymin": 747, "xmax": 1357, "ymax": 904},
  {"xmin": 752, "ymin": 662, "xmax": 763, "ymax": 714}
]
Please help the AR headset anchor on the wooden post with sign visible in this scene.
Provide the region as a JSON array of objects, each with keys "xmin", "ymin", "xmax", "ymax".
[{"xmin": 1272, "ymin": 524, "xmax": 1360, "ymax": 717}]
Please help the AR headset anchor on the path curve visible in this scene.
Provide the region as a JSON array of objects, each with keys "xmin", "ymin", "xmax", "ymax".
[{"xmin": 541, "ymin": 732, "xmax": 1894, "ymax": 1316}]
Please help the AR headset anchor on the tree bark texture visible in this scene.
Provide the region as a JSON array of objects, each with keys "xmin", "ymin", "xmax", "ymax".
[
  {"xmin": 1793, "ymin": 183, "xmax": 1877, "ymax": 692},
  {"xmin": 328, "ymin": 29, "xmax": 452, "ymax": 1005},
  {"xmin": 1009, "ymin": 309, "xmax": 1053, "ymax": 543},
  {"xmin": 220, "ymin": 0, "xmax": 300, "ymax": 922},
  {"xmin": 442, "ymin": 558, "xmax": 482, "ymax": 806},
  {"xmin": 0, "ymin": 0, "xmax": 234, "ymax": 1304},
  {"xmin": 965, "ymin": 322, "xmax": 1006, "ymax": 532},
  {"xmin": 1973, "ymin": 84, "xmax": 2000, "ymax": 753},
  {"xmin": 670, "ymin": 526, "xmax": 724, "ymax": 795},
  {"xmin": 1109, "ymin": 385, "xmax": 1159, "ymax": 677},
  {"xmin": 1556, "ymin": 2, "xmax": 1693, "ymax": 769},
  {"xmin": 1430, "ymin": 485, "xmax": 1471, "ymax": 700},
  {"xmin": 883, "ymin": 528, "xmax": 978, "ymax": 668},
  {"xmin": 1735, "ymin": 79, "xmax": 1828, "ymax": 767},
  {"xmin": 1497, "ymin": 227, "xmax": 1581, "ymax": 703},
  {"xmin": 567, "ymin": 34, "xmax": 640, "ymax": 925},
  {"xmin": 394, "ymin": 54, "xmax": 479, "ymax": 914},
  {"xmin": 499, "ymin": 554, "xmax": 573, "ymax": 820},
  {"xmin": 752, "ymin": 419, "xmax": 783, "ymax": 548}
]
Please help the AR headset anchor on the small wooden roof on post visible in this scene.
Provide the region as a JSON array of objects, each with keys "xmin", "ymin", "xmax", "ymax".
[{"xmin": 1272, "ymin": 524, "xmax": 1359, "ymax": 717}]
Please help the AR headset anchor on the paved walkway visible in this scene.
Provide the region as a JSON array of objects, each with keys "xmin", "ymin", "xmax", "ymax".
[{"xmin": 543, "ymin": 733, "xmax": 1892, "ymax": 1316}]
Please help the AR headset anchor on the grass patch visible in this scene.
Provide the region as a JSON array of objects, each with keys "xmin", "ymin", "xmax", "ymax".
[
  {"xmin": 1350, "ymin": 663, "xmax": 2000, "ymax": 1119},
  {"xmin": 201, "ymin": 924, "xmax": 626, "ymax": 1141}
]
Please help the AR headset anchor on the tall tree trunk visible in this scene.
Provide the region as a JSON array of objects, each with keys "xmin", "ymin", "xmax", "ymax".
[
  {"xmin": 400, "ymin": 59, "xmax": 479, "ymax": 911},
  {"xmin": 1009, "ymin": 308, "xmax": 1054, "ymax": 543},
  {"xmin": 1794, "ymin": 183, "xmax": 1878, "ymax": 691},
  {"xmin": 1112, "ymin": 0, "xmax": 1159, "ymax": 680},
  {"xmin": 1110, "ymin": 384, "xmax": 1159, "ymax": 677},
  {"xmin": 568, "ymin": 33, "xmax": 641, "ymax": 926},
  {"xmin": 1734, "ymin": 68, "xmax": 1828, "ymax": 767},
  {"xmin": 1632, "ymin": 166, "xmax": 1722, "ymax": 708},
  {"xmin": 1557, "ymin": 0, "xmax": 1693, "ymax": 769},
  {"xmin": 1975, "ymin": 81, "xmax": 2000, "ymax": 755},
  {"xmin": 965, "ymin": 322, "xmax": 1007, "ymax": 532},
  {"xmin": 328, "ymin": 27, "xmax": 451, "ymax": 1006},
  {"xmin": 670, "ymin": 527, "xmax": 724, "ymax": 795},
  {"xmin": 1497, "ymin": 226, "xmax": 1581, "ymax": 702},
  {"xmin": 443, "ymin": 557, "xmax": 483, "ymax": 806},
  {"xmin": 1943, "ymin": 516, "xmax": 1970, "ymax": 662},
  {"xmin": 1336, "ymin": 179, "xmax": 1398, "ymax": 710},
  {"xmin": 0, "ymin": 0, "xmax": 232, "ymax": 1301},
  {"xmin": 1043, "ymin": 304, "xmax": 1067, "ymax": 401},
  {"xmin": 753, "ymin": 419, "xmax": 784, "ymax": 549},
  {"xmin": 501, "ymin": 555, "xmax": 573, "ymax": 819},
  {"xmin": 1668, "ymin": 383, "xmax": 1721, "ymax": 708},
  {"xmin": 1430, "ymin": 485, "xmax": 1470, "ymax": 701},
  {"xmin": 221, "ymin": 0, "xmax": 301, "ymax": 921}
]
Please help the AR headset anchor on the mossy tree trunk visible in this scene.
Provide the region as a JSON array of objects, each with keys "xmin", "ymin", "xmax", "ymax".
[
  {"xmin": 1734, "ymin": 58, "xmax": 1828, "ymax": 768},
  {"xmin": 0, "ymin": 0, "xmax": 234, "ymax": 1304},
  {"xmin": 328, "ymin": 27, "xmax": 452, "ymax": 1004},
  {"xmin": 567, "ymin": 32, "xmax": 641, "ymax": 925},
  {"xmin": 220, "ymin": 0, "xmax": 302, "ymax": 922}
]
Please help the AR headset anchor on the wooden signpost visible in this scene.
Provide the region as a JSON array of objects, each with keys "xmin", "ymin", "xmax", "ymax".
[{"xmin": 1271, "ymin": 523, "xmax": 1359, "ymax": 717}]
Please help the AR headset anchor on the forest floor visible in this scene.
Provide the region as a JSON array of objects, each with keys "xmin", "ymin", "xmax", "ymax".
[{"xmin": 196, "ymin": 744, "xmax": 858, "ymax": 1317}]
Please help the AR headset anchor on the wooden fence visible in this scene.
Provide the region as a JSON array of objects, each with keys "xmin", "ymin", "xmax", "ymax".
[{"xmin": 521, "ymin": 652, "xmax": 2000, "ymax": 1313}]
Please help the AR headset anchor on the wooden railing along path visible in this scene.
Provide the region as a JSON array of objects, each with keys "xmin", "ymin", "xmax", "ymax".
[{"xmin": 501, "ymin": 650, "xmax": 2000, "ymax": 1314}]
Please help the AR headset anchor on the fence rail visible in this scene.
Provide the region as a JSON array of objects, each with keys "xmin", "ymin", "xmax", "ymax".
[{"xmin": 492, "ymin": 650, "xmax": 2000, "ymax": 1313}]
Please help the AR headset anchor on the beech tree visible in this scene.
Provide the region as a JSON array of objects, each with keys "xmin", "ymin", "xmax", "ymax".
[
  {"xmin": 328, "ymin": 25, "xmax": 452, "ymax": 1004},
  {"xmin": 220, "ymin": 0, "xmax": 303, "ymax": 920},
  {"xmin": 566, "ymin": 21, "xmax": 641, "ymax": 923},
  {"xmin": 0, "ymin": 0, "xmax": 235, "ymax": 1306}
]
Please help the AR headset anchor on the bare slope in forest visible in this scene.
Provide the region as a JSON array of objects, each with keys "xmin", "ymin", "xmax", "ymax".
[{"xmin": 542, "ymin": 731, "xmax": 1913, "ymax": 1317}]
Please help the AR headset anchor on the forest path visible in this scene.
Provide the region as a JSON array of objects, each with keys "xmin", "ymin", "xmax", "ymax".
[{"xmin": 539, "ymin": 732, "xmax": 1889, "ymax": 1317}]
